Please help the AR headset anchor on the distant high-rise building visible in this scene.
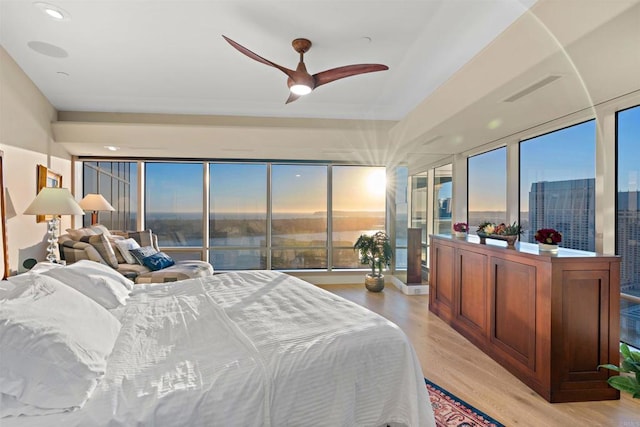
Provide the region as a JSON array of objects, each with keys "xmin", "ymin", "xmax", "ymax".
[
  {"xmin": 617, "ymin": 191, "xmax": 640, "ymax": 348},
  {"xmin": 528, "ymin": 178, "xmax": 595, "ymax": 251},
  {"xmin": 617, "ymin": 191, "xmax": 640, "ymax": 294}
]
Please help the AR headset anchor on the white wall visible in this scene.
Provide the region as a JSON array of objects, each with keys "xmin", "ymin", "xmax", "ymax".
[{"xmin": 0, "ymin": 46, "xmax": 74, "ymax": 275}]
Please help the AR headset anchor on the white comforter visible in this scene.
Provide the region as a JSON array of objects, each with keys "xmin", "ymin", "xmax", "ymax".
[{"xmin": 4, "ymin": 271, "xmax": 434, "ymax": 427}]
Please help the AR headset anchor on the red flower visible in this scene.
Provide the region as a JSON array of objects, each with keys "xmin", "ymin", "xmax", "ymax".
[
  {"xmin": 534, "ymin": 228, "xmax": 562, "ymax": 244},
  {"xmin": 453, "ymin": 222, "xmax": 468, "ymax": 232}
]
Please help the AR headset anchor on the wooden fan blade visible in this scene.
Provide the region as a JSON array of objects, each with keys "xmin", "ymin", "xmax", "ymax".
[
  {"xmin": 313, "ymin": 64, "xmax": 388, "ymax": 88},
  {"xmin": 222, "ymin": 35, "xmax": 295, "ymax": 79}
]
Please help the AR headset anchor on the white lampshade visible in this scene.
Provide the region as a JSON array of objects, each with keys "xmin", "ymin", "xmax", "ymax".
[
  {"xmin": 24, "ymin": 187, "xmax": 85, "ymax": 216},
  {"xmin": 79, "ymin": 193, "xmax": 115, "ymax": 212}
]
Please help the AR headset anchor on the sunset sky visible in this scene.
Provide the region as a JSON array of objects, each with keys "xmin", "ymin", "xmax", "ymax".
[{"xmin": 145, "ymin": 163, "xmax": 385, "ymax": 214}]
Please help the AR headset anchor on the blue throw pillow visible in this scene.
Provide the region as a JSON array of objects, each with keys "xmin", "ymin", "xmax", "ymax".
[
  {"xmin": 142, "ymin": 252, "xmax": 175, "ymax": 271},
  {"xmin": 129, "ymin": 246, "xmax": 158, "ymax": 265}
]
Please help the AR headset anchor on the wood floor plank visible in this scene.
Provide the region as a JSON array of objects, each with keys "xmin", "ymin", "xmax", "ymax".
[{"xmin": 320, "ymin": 283, "xmax": 640, "ymax": 427}]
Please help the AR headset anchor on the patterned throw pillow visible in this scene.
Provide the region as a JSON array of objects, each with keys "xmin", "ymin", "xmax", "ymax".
[
  {"xmin": 129, "ymin": 246, "xmax": 158, "ymax": 265},
  {"xmin": 66, "ymin": 227, "xmax": 98, "ymax": 240},
  {"xmin": 142, "ymin": 252, "xmax": 175, "ymax": 271},
  {"xmin": 78, "ymin": 233, "xmax": 119, "ymax": 269}
]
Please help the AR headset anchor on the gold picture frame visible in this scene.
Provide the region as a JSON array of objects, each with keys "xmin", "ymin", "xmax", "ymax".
[{"xmin": 36, "ymin": 164, "xmax": 63, "ymax": 223}]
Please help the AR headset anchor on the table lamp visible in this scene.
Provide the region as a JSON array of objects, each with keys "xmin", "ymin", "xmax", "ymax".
[
  {"xmin": 24, "ymin": 187, "xmax": 85, "ymax": 263},
  {"xmin": 79, "ymin": 193, "xmax": 115, "ymax": 225}
]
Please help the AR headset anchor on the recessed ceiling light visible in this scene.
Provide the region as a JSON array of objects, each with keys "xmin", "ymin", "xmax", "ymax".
[
  {"xmin": 487, "ymin": 118, "xmax": 502, "ymax": 130},
  {"xmin": 33, "ymin": 2, "xmax": 70, "ymax": 21},
  {"xmin": 104, "ymin": 146, "xmax": 119, "ymax": 151},
  {"xmin": 27, "ymin": 41, "xmax": 68, "ymax": 58}
]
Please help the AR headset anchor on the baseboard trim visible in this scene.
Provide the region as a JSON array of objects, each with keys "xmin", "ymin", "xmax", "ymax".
[{"xmin": 390, "ymin": 276, "xmax": 429, "ymax": 295}]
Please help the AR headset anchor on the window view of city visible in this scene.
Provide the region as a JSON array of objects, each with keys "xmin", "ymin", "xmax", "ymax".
[
  {"xmin": 411, "ymin": 173, "xmax": 428, "ymax": 264},
  {"xmin": 520, "ymin": 120, "xmax": 596, "ymax": 251},
  {"xmin": 617, "ymin": 105, "xmax": 640, "ymax": 349},
  {"xmin": 394, "ymin": 167, "xmax": 409, "ymax": 270},
  {"xmin": 433, "ymin": 164, "xmax": 452, "ymax": 235},
  {"xmin": 468, "ymin": 148, "xmax": 507, "ymax": 233}
]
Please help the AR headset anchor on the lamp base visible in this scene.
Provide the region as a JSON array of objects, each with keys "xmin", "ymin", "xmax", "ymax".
[
  {"xmin": 46, "ymin": 217, "xmax": 60, "ymax": 263},
  {"xmin": 91, "ymin": 211, "xmax": 98, "ymax": 225}
]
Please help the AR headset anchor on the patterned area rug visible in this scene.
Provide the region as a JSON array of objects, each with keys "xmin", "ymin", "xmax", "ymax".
[{"xmin": 426, "ymin": 378, "xmax": 504, "ymax": 427}]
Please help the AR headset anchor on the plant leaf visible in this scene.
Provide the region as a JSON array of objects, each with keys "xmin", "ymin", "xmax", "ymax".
[
  {"xmin": 622, "ymin": 359, "xmax": 640, "ymax": 374},
  {"xmin": 607, "ymin": 376, "xmax": 640, "ymax": 395},
  {"xmin": 620, "ymin": 343, "xmax": 632, "ymax": 359},
  {"xmin": 629, "ymin": 348, "xmax": 640, "ymax": 363},
  {"xmin": 598, "ymin": 364, "xmax": 623, "ymax": 372}
]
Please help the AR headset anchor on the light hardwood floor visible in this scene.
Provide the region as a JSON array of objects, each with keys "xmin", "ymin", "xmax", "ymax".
[{"xmin": 320, "ymin": 283, "xmax": 640, "ymax": 427}]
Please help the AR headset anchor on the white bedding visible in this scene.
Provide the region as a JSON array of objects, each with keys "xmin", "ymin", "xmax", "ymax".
[{"xmin": 2, "ymin": 271, "xmax": 434, "ymax": 427}]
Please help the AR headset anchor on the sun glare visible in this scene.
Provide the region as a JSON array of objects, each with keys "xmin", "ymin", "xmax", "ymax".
[{"xmin": 367, "ymin": 169, "xmax": 386, "ymax": 197}]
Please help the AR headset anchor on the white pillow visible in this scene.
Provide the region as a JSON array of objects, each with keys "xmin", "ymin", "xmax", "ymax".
[
  {"xmin": 0, "ymin": 274, "xmax": 121, "ymax": 411},
  {"xmin": 115, "ymin": 238, "xmax": 141, "ymax": 264},
  {"xmin": 40, "ymin": 260, "xmax": 133, "ymax": 309}
]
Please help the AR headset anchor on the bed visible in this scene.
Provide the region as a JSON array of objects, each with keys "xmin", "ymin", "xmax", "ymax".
[{"xmin": 0, "ymin": 262, "xmax": 434, "ymax": 426}]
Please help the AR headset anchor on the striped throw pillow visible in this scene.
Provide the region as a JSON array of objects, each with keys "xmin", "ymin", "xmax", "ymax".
[{"xmin": 79, "ymin": 233, "xmax": 119, "ymax": 269}]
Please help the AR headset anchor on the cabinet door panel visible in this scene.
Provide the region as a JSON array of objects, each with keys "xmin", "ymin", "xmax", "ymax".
[
  {"xmin": 491, "ymin": 258, "xmax": 536, "ymax": 371},
  {"xmin": 560, "ymin": 270, "xmax": 611, "ymax": 383},
  {"xmin": 457, "ymin": 249, "xmax": 487, "ymax": 337},
  {"xmin": 430, "ymin": 243, "xmax": 455, "ymax": 321}
]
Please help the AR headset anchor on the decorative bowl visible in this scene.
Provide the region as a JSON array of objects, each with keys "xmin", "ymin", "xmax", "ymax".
[{"xmin": 477, "ymin": 232, "xmax": 518, "ymax": 247}]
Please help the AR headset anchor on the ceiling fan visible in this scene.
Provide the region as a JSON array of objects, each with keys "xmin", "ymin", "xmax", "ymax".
[{"xmin": 222, "ymin": 35, "xmax": 389, "ymax": 104}]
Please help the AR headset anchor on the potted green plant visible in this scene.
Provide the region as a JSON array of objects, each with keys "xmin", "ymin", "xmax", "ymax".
[
  {"xmin": 353, "ymin": 231, "xmax": 393, "ymax": 292},
  {"xmin": 598, "ymin": 343, "xmax": 640, "ymax": 398}
]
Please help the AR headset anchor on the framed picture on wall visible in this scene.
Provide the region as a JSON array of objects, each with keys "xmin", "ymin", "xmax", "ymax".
[{"xmin": 36, "ymin": 164, "xmax": 63, "ymax": 223}]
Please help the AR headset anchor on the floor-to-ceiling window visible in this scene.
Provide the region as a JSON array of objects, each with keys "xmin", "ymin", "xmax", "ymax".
[
  {"xmin": 468, "ymin": 147, "xmax": 507, "ymax": 233},
  {"xmin": 145, "ymin": 162, "xmax": 203, "ymax": 248},
  {"xmin": 209, "ymin": 163, "xmax": 267, "ymax": 269},
  {"xmin": 519, "ymin": 120, "xmax": 596, "ymax": 251},
  {"xmin": 84, "ymin": 160, "xmax": 390, "ymax": 272},
  {"xmin": 272, "ymin": 164, "xmax": 327, "ymax": 269},
  {"xmin": 394, "ymin": 166, "xmax": 409, "ymax": 271},
  {"xmin": 616, "ymin": 105, "xmax": 640, "ymax": 349},
  {"xmin": 433, "ymin": 164, "xmax": 452, "ymax": 235},
  {"xmin": 82, "ymin": 161, "xmax": 137, "ymax": 230},
  {"xmin": 331, "ymin": 166, "xmax": 386, "ymax": 268},
  {"xmin": 410, "ymin": 172, "xmax": 428, "ymax": 264}
]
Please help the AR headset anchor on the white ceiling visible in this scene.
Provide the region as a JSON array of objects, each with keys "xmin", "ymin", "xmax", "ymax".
[
  {"xmin": 1, "ymin": 0, "xmax": 536, "ymax": 120},
  {"xmin": 2, "ymin": 0, "xmax": 639, "ymax": 166}
]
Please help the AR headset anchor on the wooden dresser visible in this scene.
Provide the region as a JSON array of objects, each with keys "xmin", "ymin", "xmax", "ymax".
[{"xmin": 429, "ymin": 234, "xmax": 621, "ymax": 402}]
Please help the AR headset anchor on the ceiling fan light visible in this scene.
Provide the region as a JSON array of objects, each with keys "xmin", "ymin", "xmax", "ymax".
[{"xmin": 290, "ymin": 84, "xmax": 312, "ymax": 96}]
